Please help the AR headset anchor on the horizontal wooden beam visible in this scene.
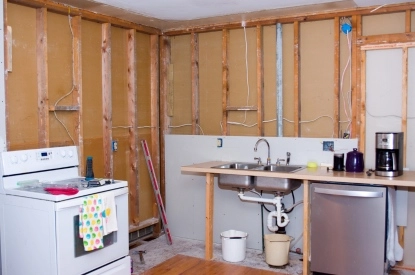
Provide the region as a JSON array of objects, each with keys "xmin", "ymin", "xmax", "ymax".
[
  {"xmin": 163, "ymin": 3, "xmax": 415, "ymax": 35},
  {"xmin": 49, "ymin": 105, "xmax": 80, "ymax": 111},
  {"xmin": 358, "ymin": 32, "xmax": 415, "ymax": 46},
  {"xmin": 8, "ymin": 0, "xmax": 161, "ymax": 35},
  {"xmin": 226, "ymin": 106, "xmax": 258, "ymax": 111}
]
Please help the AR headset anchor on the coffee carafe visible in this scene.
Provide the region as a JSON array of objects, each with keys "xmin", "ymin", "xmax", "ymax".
[{"xmin": 375, "ymin": 132, "xmax": 403, "ymax": 177}]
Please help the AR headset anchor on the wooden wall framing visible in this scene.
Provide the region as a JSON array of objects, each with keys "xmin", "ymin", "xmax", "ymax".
[{"xmin": 5, "ymin": 0, "xmax": 161, "ymax": 231}]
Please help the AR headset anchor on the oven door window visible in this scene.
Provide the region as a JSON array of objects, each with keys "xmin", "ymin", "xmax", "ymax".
[{"xmin": 74, "ymin": 215, "xmax": 117, "ymax": 257}]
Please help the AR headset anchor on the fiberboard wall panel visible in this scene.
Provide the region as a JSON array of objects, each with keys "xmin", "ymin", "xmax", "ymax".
[
  {"xmin": 7, "ymin": 4, "xmax": 38, "ymax": 150},
  {"xmin": 362, "ymin": 12, "xmax": 406, "ymax": 36},
  {"xmin": 81, "ymin": 19, "xmax": 104, "ymax": 177},
  {"xmin": 171, "ymin": 34, "xmax": 192, "ymax": 135},
  {"xmin": 136, "ymin": 32, "xmax": 155, "ymax": 221},
  {"xmin": 199, "ymin": 31, "xmax": 222, "ymax": 136},
  {"xmin": 282, "ymin": 23, "xmax": 295, "ymax": 137},
  {"xmin": 263, "ymin": 25, "xmax": 277, "ymax": 137},
  {"xmin": 228, "ymin": 28, "xmax": 257, "ymax": 136},
  {"xmin": 48, "ymin": 12, "xmax": 75, "ymax": 146},
  {"xmin": 111, "ymin": 26, "xmax": 129, "ymax": 181},
  {"xmin": 300, "ymin": 20, "xmax": 335, "ymax": 138}
]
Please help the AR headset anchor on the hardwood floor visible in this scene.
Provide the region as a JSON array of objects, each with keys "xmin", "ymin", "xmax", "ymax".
[{"xmin": 141, "ymin": 254, "xmax": 286, "ymax": 275}]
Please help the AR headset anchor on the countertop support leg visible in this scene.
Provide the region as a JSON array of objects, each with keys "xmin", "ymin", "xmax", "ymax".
[
  {"xmin": 205, "ymin": 173, "xmax": 214, "ymax": 260},
  {"xmin": 303, "ymin": 180, "xmax": 310, "ymax": 275}
]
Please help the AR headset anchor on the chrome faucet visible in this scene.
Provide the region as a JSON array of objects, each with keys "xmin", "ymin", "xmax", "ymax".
[{"xmin": 254, "ymin": 138, "xmax": 271, "ymax": 165}]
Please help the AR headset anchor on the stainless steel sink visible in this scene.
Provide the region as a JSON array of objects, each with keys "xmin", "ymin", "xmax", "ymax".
[
  {"xmin": 213, "ymin": 163, "xmax": 262, "ymax": 170},
  {"xmin": 252, "ymin": 165, "xmax": 305, "ymax": 173},
  {"xmin": 211, "ymin": 162, "xmax": 305, "ymax": 194},
  {"xmin": 212, "ymin": 162, "xmax": 261, "ymax": 190},
  {"xmin": 253, "ymin": 165, "xmax": 305, "ymax": 194}
]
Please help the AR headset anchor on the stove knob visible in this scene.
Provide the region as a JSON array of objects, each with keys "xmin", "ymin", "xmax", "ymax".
[
  {"xmin": 67, "ymin": 150, "xmax": 73, "ymax": 158},
  {"xmin": 10, "ymin": 155, "xmax": 18, "ymax": 164},
  {"xmin": 60, "ymin": 150, "xmax": 66, "ymax": 158},
  {"xmin": 20, "ymin": 154, "xmax": 28, "ymax": 162}
]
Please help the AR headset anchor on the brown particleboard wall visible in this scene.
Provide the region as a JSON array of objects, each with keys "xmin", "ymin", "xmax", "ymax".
[
  {"xmin": 6, "ymin": 4, "xmax": 38, "ymax": 150},
  {"xmin": 282, "ymin": 23, "xmax": 295, "ymax": 137},
  {"xmin": 170, "ymin": 35, "xmax": 192, "ymax": 135},
  {"xmin": 300, "ymin": 19, "xmax": 335, "ymax": 138},
  {"xmin": 263, "ymin": 25, "xmax": 277, "ymax": 137},
  {"xmin": 48, "ymin": 12, "xmax": 77, "ymax": 146},
  {"xmin": 228, "ymin": 28, "xmax": 257, "ymax": 136},
  {"xmin": 136, "ymin": 32, "xmax": 156, "ymax": 222},
  {"xmin": 199, "ymin": 31, "xmax": 222, "ymax": 135}
]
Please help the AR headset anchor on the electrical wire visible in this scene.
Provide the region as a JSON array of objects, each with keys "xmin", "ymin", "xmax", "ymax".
[
  {"xmin": 168, "ymin": 123, "xmax": 205, "ymax": 135},
  {"xmin": 340, "ymin": 27, "xmax": 352, "ymax": 134},
  {"xmin": 53, "ymin": 14, "xmax": 76, "ymax": 145}
]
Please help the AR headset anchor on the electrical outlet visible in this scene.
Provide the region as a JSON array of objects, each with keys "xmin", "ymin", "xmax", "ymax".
[
  {"xmin": 241, "ymin": 21, "xmax": 246, "ymax": 27},
  {"xmin": 217, "ymin": 138, "xmax": 223, "ymax": 148},
  {"xmin": 323, "ymin": 141, "xmax": 334, "ymax": 151},
  {"xmin": 112, "ymin": 140, "xmax": 118, "ymax": 152}
]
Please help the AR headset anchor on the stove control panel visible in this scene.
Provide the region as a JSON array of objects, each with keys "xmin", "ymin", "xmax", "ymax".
[{"xmin": 0, "ymin": 146, "xmax": 79, "ymax": 176}]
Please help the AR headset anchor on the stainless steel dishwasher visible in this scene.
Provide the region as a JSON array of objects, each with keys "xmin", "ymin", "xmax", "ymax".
[{"xmin": 311, "ymin": 182, "xmax": 387, "ymax": 275}]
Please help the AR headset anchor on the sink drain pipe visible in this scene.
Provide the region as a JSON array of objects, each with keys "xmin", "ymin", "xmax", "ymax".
[{"xmin": 238, "ymin": 191, "xmax": 289, "ymax": 231}]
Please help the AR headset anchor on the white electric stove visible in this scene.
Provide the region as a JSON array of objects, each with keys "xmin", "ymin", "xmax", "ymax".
[{"xmin": 0, "ymin": 146, "xmax": 131, "ymax": 275}]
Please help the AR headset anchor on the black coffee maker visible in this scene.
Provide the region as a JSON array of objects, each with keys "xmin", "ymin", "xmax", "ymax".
[{"xmin": 375, "ymin": 132, "xmax": 403, "ymax": 177}]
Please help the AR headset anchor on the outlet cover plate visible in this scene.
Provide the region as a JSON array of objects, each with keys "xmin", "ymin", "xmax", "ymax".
[{"xmin": 323, "ymin": 141, "xmax": 334, "ymax": 151}]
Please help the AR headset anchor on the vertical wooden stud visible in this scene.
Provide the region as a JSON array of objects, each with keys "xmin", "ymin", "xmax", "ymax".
[
  {"xmin": 352, "ymin": 15, "xmax": 362, "ymax": 141},
  {"xmin": 101, "ymin": 23, "xmax": 112, "ymax": 179},
  {"xmin": 191, "ymin": 32, "xmax": 200, "ymax": 135},
  {"xmin": 401, "ymin": 47, "xmax": 408, "ymax": 168},
  {"xmin": 127, "ymin": 29, "xmax": 139, "ymax": 225},
  {"xmin": 36, "ymin": 7, "xmax": 49, "ymax": 147},
  {"xmin": 71, "ymin": 15, "xmax": 83, "ymax": 173},
  {"xmin": 256, "ymin": 25, "xmax": 264, "ymax": 136},
  {"xmin": 150, "ymin": 34, "xmax": 160, "ymax": 197},
  {"xmin": 159, "ymin": 35, "xmax": 171, "ymax": 206},
  {"xmin": 333, "ymin": 17, "xmax": 340, "ymax": 138},
  {"xmin": 293, "ymin": 21, "xmax": 301, "ymax": 137},
  {"xmin": 405, "ymin": 10, "xmax": 411, "ymax": 33},
  {"xmin": 222, "ymin": 29, "xmax": 229, "ymax": 136},
  {"xmin": 205, "ymin": 172, "xmax": 214, "ymax": 260},
  {"xmin": 359, "ymin": 50, "xmax": 366, "ymax": 154}
]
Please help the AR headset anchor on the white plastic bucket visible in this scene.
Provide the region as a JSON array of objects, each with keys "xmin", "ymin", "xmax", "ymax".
[
  {"xmin": 220, "ymin": 230, "xmax": 248, "ymax": 262},
  {"xmin": 264, "ymin": 234, "xmax": 292, "ymax": 266}
]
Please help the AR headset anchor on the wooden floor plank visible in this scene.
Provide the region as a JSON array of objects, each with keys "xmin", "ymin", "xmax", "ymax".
[{"xmin": 142, "ymin": 254, "xmax": 287, "ymax": 275}]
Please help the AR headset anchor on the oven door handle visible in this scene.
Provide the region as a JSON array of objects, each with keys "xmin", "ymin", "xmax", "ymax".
[{"xmin": 314, "ymin": 187, "xmax": 383, "ymax": 198}]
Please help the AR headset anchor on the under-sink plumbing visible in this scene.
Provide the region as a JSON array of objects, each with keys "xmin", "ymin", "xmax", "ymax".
[
  {"xmin": 237, "ymin": 190, "xmax": 289, "ymax": 232},
  {"xmin": 254, "ymin": 138, "xmax": 271, "ymax": 165}
]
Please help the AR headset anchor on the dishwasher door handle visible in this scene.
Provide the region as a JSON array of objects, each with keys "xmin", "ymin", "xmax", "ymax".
[{"xmin": 314, "ymin": 187, "xmax": 383, "ymax": 198}]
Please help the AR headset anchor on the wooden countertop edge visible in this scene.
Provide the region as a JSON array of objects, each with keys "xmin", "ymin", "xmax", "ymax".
[{"xmin": 181, "ymin": 161, "xmax": 415, "ymax": 188}]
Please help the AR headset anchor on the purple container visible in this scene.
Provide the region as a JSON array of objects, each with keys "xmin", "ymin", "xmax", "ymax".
[{"xmin": 345, "ymin": 148, "xmax": 364, "ymax": 172}]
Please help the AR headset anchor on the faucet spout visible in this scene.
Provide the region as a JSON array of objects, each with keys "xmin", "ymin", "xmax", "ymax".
[{"xmin": 254, "ymin": 138, "xmax": 271, "ymax": 165}]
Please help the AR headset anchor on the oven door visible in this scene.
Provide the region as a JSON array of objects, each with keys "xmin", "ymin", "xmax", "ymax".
[{"xmin": 55, "ymin": 187, "xmax": 129, "ymax": 275}]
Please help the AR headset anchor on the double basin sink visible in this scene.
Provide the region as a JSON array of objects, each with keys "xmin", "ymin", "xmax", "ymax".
[{"xmin": 212, "ymin": 162, "xmax": 305, "ymax": 195}]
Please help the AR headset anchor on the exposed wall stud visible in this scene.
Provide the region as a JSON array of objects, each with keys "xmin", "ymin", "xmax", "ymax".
[
  {"xmin": 293, "ymin": 21, "xmax": 301, "ymax": 137},
  {"xmin": 36, "ymin": 7, "xmax": 49, "ymax": 147},
  {"xmin": 127, "ymin": 29, "xmax": 139, "ymax": 225},
  {"xmin": 191, "ymin": 32, "xmax": 200, "ymax": 135},
  {"xmin": 221, "ymin": 29, "xmax": 229, "ymax": 135},
  {"xmin": 256, "ymin": 25, "xmax": 264, "ymax": 136},
  {"xmin": 101, "ymin": 23, "xmax": 112, "ymax": 179}
]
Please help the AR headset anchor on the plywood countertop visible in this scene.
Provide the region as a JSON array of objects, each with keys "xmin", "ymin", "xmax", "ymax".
[{"xmin": 181, "ymin": 161, "xmax": 415, "ymax": 187}]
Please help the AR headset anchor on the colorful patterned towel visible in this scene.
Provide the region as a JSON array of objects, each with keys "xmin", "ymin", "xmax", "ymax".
[
  {"xmin": 79, "ymin": 194, "xmax": 104, "ymax": 251},
  {"xmin": 101, "ymin": 192, "xmax": 118, "ymax": 235}
]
